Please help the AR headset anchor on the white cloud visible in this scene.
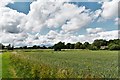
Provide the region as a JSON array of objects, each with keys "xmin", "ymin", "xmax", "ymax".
[
  {"xmin": 46, "ymin": 3, "xmax": 86, "ymax": 28},
  {"xmin": 1, "ymin": 29, "xmax": 119, "ymax": 47},
  {"xmin": 22, "ymin": 0, "xmax": 67, "ymax": 33},
  {"xmin": 0, "ymin": 0, "xmax": 14, "ymax": 7},
  {"xmin": 62, "ymin": 12, "xmax": 92, "ymax": 32},
  {"xmin": 100, "ymin": 0, "xmax": 119, "ymax": 19},
  {"xmin": 86, "ymin": 28, "xmax": 104, "ymax": 34},
  {"xmin": 0, "ymin": 6, "xmax": 26, "ymax": 33},
  {"xmin": 23, "ymin": 0, "xmax": 100, "ymax": 33},
  {"xmin": 77, "ymin": 30, "xmax": 119, "ymax": 43},
  {"xmin": 114, "ymin": 17, "xmax": 120, "ymax": 25},
  {"xmin": 88, "ymin": 0, "xmax": 111, "ymax": 1}
]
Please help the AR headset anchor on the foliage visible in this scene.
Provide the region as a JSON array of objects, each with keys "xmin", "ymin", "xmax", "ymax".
[
  {"xmin": 75, "ymin": 42, "xmax": 82, "ymax": 49},
  {"xmin": 53, "ymin": 42, "xmax": 65, "ymax": 51},
  {"xmin": 2, "ymin": 50, "xmax": 118, "ymax": 78},
  {"xmin": 92, "ymin": 39, "xmax": 107, "ymax": 49},
  {"xmin": 88, "ymin": 44, "xmax": 98, "ymax": 50},
  {"xmin": 0, "ymin": 43, "xmax": 5, "ymax": 49},
  {"xmin": 83, "ymin": 42, "xmax": 90, "ymax": 49},
  {"xmin": 1, "ymin": 39, "xmax": 120, "ymax": 50},
  {"xmin": 108, "ymin": 43, "xmax": 120, "ymax": 50}
]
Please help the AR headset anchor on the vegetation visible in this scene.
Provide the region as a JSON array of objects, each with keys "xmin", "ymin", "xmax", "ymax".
[
  {"xmin": 0, "ymin": 54, "xmax": 2, "ymax": 78},
  {"xmin": 1, "ymin": 39, "xmax": 120, "ymax": 51},
  {"xmin": 1, "ymin": 39, "xmax": 119, "ymax": 78},
  {"xmin": 2, "ymin": 49, "xmax": 118, "ymax": 78}
]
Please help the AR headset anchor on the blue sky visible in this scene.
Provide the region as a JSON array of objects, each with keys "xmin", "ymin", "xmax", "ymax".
[
  {"xmin": 70, "ymin": 2, "xmax": 102, "ymax": 11},
  {"xmin": 6, "ymin": 2, "xmax": 31, "ymax": 14}
]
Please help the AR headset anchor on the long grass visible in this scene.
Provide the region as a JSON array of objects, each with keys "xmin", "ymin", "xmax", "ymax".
[
  {"xmin": 2, "ymin": 49, "xmax": 118, "ymax": 78},
  {"xmin": 0, "ymin": 53, "xmax": 2, "ymax": 78}
]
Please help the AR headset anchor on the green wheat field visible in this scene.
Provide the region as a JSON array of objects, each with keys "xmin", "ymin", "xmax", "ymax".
[{"xmin": 1, "ymin": 49, "xmax": 119, "ymax": 78}]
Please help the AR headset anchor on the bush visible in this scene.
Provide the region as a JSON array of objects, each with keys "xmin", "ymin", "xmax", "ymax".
[
  {"xmin": 89, "ymin": 45, "xmax": 98, "ymax": 50},
  {"xmin": 108, "ymin": 43, "xmax": 120, "ymax": 50}
]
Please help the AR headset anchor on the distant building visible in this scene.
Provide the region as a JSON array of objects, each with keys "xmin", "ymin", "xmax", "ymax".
[{"xmin": 100, "ymin": 46, "xmax": 108, "ymax": 50}]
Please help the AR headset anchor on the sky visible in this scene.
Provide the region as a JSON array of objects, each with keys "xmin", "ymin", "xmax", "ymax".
[{"xmin": 0, "ymin": 0, "xmax": 119, "ymax": 47}]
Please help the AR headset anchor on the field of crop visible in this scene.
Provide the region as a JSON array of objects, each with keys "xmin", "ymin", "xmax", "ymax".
[
  {"xmin": 0, "ymin": 53, "xmax": 2, "ymax": 78},
  {"xmin": 1, "ymin": 49, "xmax": 119, "ymax": 78}
]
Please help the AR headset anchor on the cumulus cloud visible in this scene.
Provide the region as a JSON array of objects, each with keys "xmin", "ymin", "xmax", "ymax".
[
  {"xmin": 1, "ymin": 29, "xmax": 119, "ymax": 47},
  {"xmin": 49, "ymin": 30, "xmax": 119, "ymax": 44},
  {"xmin": 21, "ymin": 0, "xmax": 101, "ymax": 33},
  {"xmin": 114, "ymin": 17, "xmax": 120, "ymax": 25},
  {"xmin": 61, "ymin": 12, "xmax": 92, "ymax": 32},
  {"xmin": 76, "ymin": 30, "xmax": 119, "ymax": 43},
  {"xmin": 0, "ymin": 0, "xmax": 14, "ymax": 7},
  {"xmin": 46, "ymin": 3, "xmax": 86, "ymax": 28},
  {"xmin": 86, "ymin": 28, "xmax": 104, "ymax": 34},
  {"xmin": 0, "ymin": 7, "xmax": 26, "ymax": 33},
  {"xmin": 100, "ymin": 0, "xmax": 119, "ymax": 20}
]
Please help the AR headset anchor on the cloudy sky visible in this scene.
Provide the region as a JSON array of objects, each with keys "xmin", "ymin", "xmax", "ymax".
[{"xmin": 0, "ymin": 0, "xmax": 119, "ymax": 47}]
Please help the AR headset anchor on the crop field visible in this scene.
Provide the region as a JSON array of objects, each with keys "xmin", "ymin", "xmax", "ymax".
[{"xmin": 1, "ymin": 49, "xmax": 119, "ymax": 78}]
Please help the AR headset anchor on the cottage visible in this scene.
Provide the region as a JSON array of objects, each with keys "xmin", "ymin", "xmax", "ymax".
[{"xmin": 100, "ymin": 46, "xmax": 108, "ymax": 50}]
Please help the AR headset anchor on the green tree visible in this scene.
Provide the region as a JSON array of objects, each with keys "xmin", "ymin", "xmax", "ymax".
[
  {"xmin": 89, "ymin": 44, "xmax": 98, "ymax": 50},
  {"xmin": 7, "ymin": 44, "xmax": 14, "ymax": 50},
  {"xmin": 108, "ymin": 43, "xmax": 120, "ymax": 50},
  {"xmin": 70, "ymin": 44, "xmax": 75, "ymax": 49},
  {"xmin": 93, "ymin": 39, "xmax": 107, "ymax": 49},
  {"xmin": 66, "ymin": 43, "xmax": 71, "ymax": 49},
  {"xmin": 0, "ymin": 43, "xmax": 5, "ymax": 49},
  {"xmin": 80, "ymin": 44, "xmax": 86, "ymax": 49},
  {"xmin": 75, "ymin": 42, "xmax": 82, "ymax": 49},
  {"xmin": 83, "ymin": 42, "xmax": 90, "ymax": 49},
  {"xmin": 53, "ymin": 42, "xmax": 65, "ymax": 51}
]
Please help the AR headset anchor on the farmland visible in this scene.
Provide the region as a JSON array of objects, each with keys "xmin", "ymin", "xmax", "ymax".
[{"xmin": 1, "ymin": 49, "xmax": 119, "ymax": 78}]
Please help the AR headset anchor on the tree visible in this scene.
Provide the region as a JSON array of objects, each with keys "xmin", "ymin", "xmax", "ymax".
[
  {"xmin": 53, "ymin": 42, "xmax": 65, "ymax": 51},
  {"xmin": 80, "ymin": 44, "xmax": 86, "ymax": 49},
  {"xmin": 66, "ymin": 43, "xmax": 71, "ymax": 49},
  {"xmin": 0, "ymin": 43, "xmax": 5, "ymax": 49},
  {"xmin": 92, "ymin": 39, "xmax": 107, "ymax": 49},
  {"xmin": 42, "ymin": 46, "xmax": 47, "ymax": 49},
  {"xmin": 70, "ymin": 44, "xmax": 75, "ymax": 49},
  {"xmin": 83, "ymin": 42, "xmax": 90, "ymax": 49},
  {"xmin": 75, "ymin": 42, "xmax": 82, "ymax": 49},
  {"xmin": 23, "ymin": 46, "xmax": 27, "ymax": 49},
  {"xmin": 108, "ymin": 43, "xmax": 120, "ymax": 50},
  {"xmin": 89, "ymin": 44, "xmax": 98, "ymax": 50},
  {"xmin": 108, "ymin": 39, "xmax": 120, "ymax": 45},
  {"xmin": 7, "ymin": 44, "xmax": 14, "ymax": 50},
  {"xmin": 33, "ymin": 45, "xmax": 38, "ymax": 49}
]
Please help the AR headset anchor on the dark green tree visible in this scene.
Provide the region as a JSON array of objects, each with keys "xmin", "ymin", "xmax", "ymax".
[
  {"xmin": 0, "ymin": 43, "xmax": 5, "ymax": 49},
  {"xmin": 89, "ymin": 44, "xmax": 98, "ymax": 50},
  {"xmin": 7, "ymin": 44, "xmax": 14, "ymax": 50},
  {"xmin": 70, "ymin": 44, "xmax": 75, "ymax": 49},
  {"xmin": 66, "ymin": 43, "xmax": 71, "ymax": 49},
  {"xmin": 83, "ymin": 42, "xmax": 90, "ymax": 49},
  {"xmin": 53, "ymin": 42, "xmax": 65, "ymax": 51},
  {"xmin": 93, "ymin": 39, "xmax": 107, "ymax": 49},
  {"xmin": 108, "ymin": 43, "xmax": 120, "ymax": 50},
  {"xmin": 75, "ymin": 42, "xmax": 82, "ymax": 49}
]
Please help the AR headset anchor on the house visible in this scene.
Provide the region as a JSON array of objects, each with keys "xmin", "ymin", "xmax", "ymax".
[{"xmin": 100, "ymin": 46, "xmax": 108, "ymax": 50}]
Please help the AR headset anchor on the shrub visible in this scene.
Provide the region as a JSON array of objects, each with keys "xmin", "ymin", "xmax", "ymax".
[
  {"xmin": 89, "ymin": 45, "xmax": 98, "ymax": 50},
  {"xmin": 108, "ymin": 43, "xmax": 120, "ymax": 50}
]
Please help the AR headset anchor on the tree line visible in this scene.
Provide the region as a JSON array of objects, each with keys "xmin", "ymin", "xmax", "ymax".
[
  {"xmin": 0, "ymin": 39, "xmax": 120, "ymax": 51},
  {"xmin": 53, "ymin": 39, "xmax": 120, "ymax": 51}
]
